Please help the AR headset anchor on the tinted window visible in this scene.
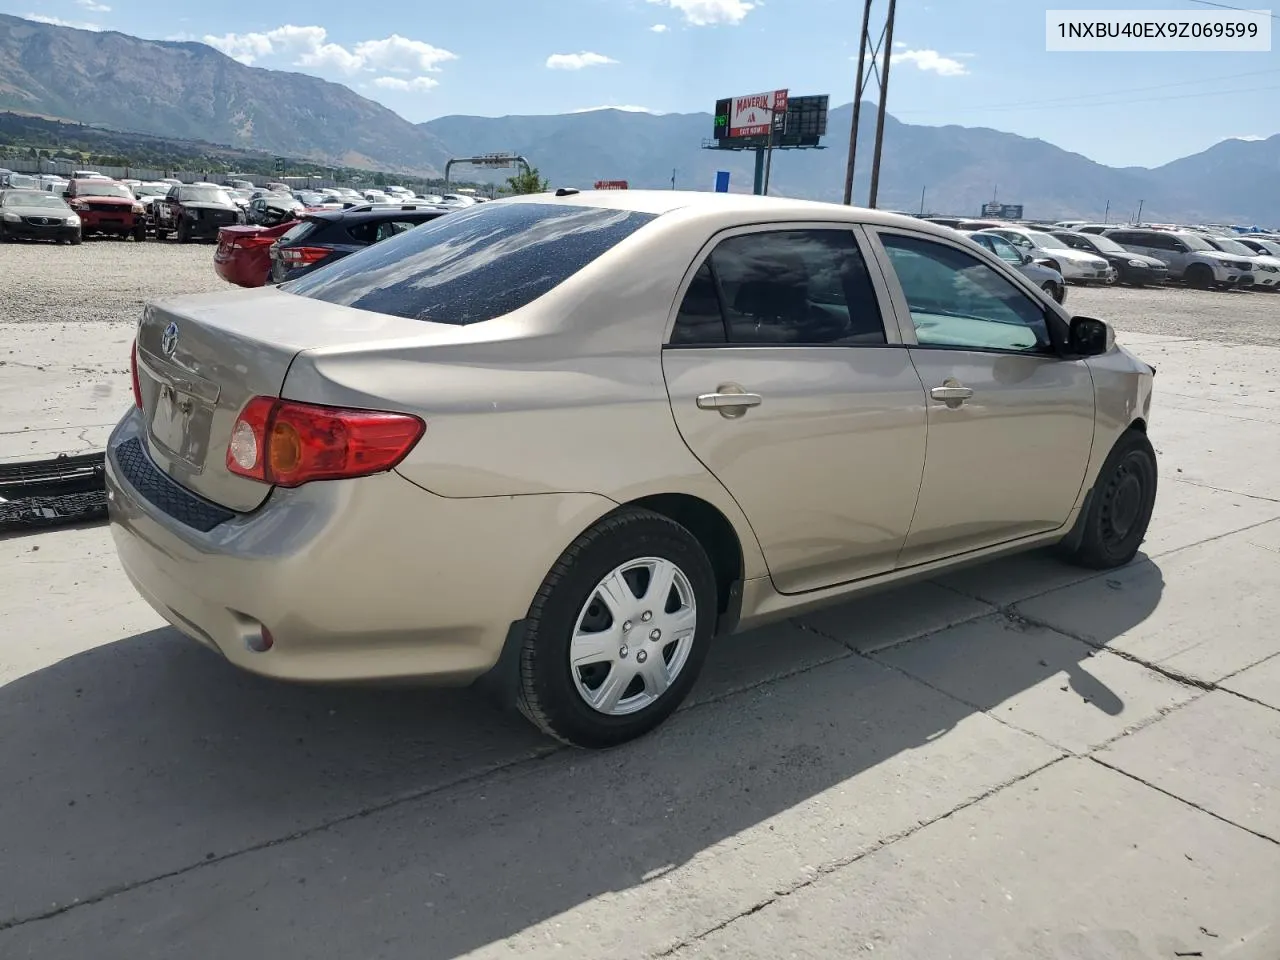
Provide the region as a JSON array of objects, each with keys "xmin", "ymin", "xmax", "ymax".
[
  {"xmin": 983, "ymin": 234, "xmax": 1025, "ymax": 264},
  {"xmin": 670, "ymin": 262, "xmax": 727, "ymax": 345},
  {"xmin": 706, "ymin": 229, "xmax": 886, "ymax": 345},
  {"xmin": 880, "ymin": 233, "xmax": 1050, "ymax": 353},
  {"xmin": 278, "ymin": 220, "xmax": 318, "ymax": 245},
  {"xmin": 283, "ymin": 203, "xmax": 656, "ymax": 325}
]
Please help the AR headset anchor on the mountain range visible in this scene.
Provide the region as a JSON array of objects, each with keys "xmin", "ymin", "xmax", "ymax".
[{"xmin": 1, "ymin": 13, "xmax": 1277, "ymax": 224}]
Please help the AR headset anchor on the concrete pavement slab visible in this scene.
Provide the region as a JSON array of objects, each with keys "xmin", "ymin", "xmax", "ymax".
[
  {"xmin": 1222, "ymin": 653, "xmax": 1280, "ymax": 710},
  {"xmin": 0, "ymin": 322, "xmax": 134, "ymax": 463},
  {"xmin": 1097, "ymin": 690, "xmax": 1280, "ymax": 843},
  {"xmin": 687, "ymin": 621, "xmax": 848, "ymax": 706},
  {"xmin": 933, "ymin": 476, "xmax": 1280, "ymax": 609},
  {"xmin": 0, "ymin": 655, "xmax": 1062, "ymax": 958},
  {"xmin": 0, "ymin": 525, "xmax": 161, "ymax": 686},
  {"xmin": 665, "ymin": 758, "xmax": 1280, "ymax": 960},
  {"xmin": 793, "ymin": 580, "xmax": 996, "ymax": 653},
  {"xmin": 1149, "ymin": 406, "xmax": 1280, "ymax": 502},
  {"xmin": 1017, "ymin": 521, "xmax": 1280, "ymax": 685},
  {"xmin": 875, "ymin": 614, "xmax": 1199, "ymax": 754}
]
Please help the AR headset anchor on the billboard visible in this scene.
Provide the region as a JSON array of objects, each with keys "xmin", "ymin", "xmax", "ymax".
[
  {"xmin": 981, "ymin": 202, "xmax": 1024, "ymax": 219},
  {"xmin": 593, "ymin": 180, "xmax": 629, "ymax": 190},
  {"xmin": 713, "ymin": 89, "xmax": 789, "ymax": 140},
  {"xmin": 713, "ymin": 93, "xmax": 827, "ymax": 147}
]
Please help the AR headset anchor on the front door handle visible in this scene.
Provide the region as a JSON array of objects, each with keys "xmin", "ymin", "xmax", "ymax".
[
  {"xmin": 696, "ymin": 386, "xmax": 763, "ymax": 419},
  {"xmin": 930, "ymin": 382, "xmax": 974, "ymax": 408}
]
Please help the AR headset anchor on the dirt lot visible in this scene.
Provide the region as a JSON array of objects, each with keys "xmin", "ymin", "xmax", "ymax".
[
  {"xmin": 0, "ymin": 238, "xmax": 226, "ymax": 326},
  {"xmin": 1, "ymin": 238, "xmax": 1277, "ymax": 342}
]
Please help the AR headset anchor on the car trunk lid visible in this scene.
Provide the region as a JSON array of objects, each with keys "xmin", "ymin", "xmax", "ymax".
[{"xmin": 134, "ymin": 287, "xmax": 440, "ymax": 512}]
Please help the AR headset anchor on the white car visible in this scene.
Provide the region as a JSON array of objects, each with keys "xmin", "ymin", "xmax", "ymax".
[
  {"xmin": 980, "ymin": 227, "xmax": 1115, "ymax": 284},
  {"xmin": 1200, "ymin": 235, "xmax": 1280, "ymax": 289}
]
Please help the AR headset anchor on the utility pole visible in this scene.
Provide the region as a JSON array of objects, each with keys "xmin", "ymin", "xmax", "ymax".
[
  {"xmin": 671, "ymin": 167, "xmax": 677, "ymax": 190},
  {"xmin": 1136, "ymin": 199, "xmax": 1144, "ymax": 225},
  {"xmin": 1103, "ymin": 200, "xmax": 1110, "ymax": 223},
  {"xmin": 919, "ymin": 184, "xmax": 926, "ymax": 215},
  {"xmin": 843, "ymin": 0, "xmax": 898, "ymax": 207}
]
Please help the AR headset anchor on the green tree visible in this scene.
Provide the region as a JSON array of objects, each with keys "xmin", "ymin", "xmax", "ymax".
[
  {"xmin": 373, "ymin": 171, "xmax": 387, "ymax": 186},
  {"xmin": 506, "ymin": 166, "xmax": 549, "ymax": 195}
]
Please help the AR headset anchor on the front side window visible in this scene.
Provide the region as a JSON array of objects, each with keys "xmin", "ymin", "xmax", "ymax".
[
  {"xmin": 283, "ymin": 202, "xmax": 657, "ymax": 325},
  {"xmin": 670, "ymin": 229, "xmax": 887, "ymax": 346},
  {"xmin": 880, "ymin": 233, "xmax": 1051, "ymax": 354}
]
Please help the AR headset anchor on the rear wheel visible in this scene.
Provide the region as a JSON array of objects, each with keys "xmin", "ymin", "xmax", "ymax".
[
  {"xmin": 1185, "ymin": 263, "xmax": 1213, "ymax": 289},
  {"xmin": 1041, "ymin": 280, "xmax": 1064, "ymax": 304},
  {"xmin": 156, "ymin": 229, "xmax": 168, "ymax": 241},
  {"xmin": 1060, "ymin": 429, "xmax": 1157, "ymax": 570},
  {"xmin": 516, "ymin": 508, "xmax": 717, "ymax": 748}
]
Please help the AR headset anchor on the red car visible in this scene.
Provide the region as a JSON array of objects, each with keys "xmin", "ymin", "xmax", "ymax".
[
  {"xmin": 63, "ymin": 179, "xmax": 146, "ymax": 240},
  {"xmin": 214, "ymin": 221, "xmax": 295, "ymax": 287}
]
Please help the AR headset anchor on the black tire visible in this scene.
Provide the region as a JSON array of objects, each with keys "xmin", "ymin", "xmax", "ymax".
[
  {"xmin": 516, "ymin": 507, "xmax": 717, "ymax": 748},
  {"xmin": 176, "ymin": 220, "xmax": 191, "ymax": 244},
  {"xmin": 1185, "ymin": 263, "xmax": 1213, "ymax": 289},
  {"xmin": 1060, "ymin": 429, "xmax": 1157, "ymax": 570},
  {"xmin": 156, "ymin": 229, "xmax": 168, "ymax": 241},
  {"xmin": 1041, "ymin": 280, "xmax": 1064, "ymax": 304}
]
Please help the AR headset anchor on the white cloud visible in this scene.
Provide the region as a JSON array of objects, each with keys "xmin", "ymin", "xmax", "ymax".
[
  {"xmin": 76, "ymin": 0, "xmax": 111, "ymax": 10},
  {"xmin": 650, "ymin": 23, "xmax": 669, "ymax": 32},
  {"xmin": 545, "ymin": 51, "xmax": 618, "ymax": 70},
  {"xmin": 354, "ymin": 35, "xmax": 457, "ymax": 74},
  {"xmin": 25, "ymin": 13, "xmax": 102, "ymax": 29},
  {"xmin": 202, "ymin": 24, "xmax": 456, "ymax": 79},
  {"xmin": 890, "ymin": 48, "xmax": 969, "ymax": 76},
  {"xmin": 646, "ymin": 0, "xmax": 754, "ymax": 26},
  {"xmin": 570, "ymin": 104, "xmax": 659, "ymax": 113},
  {"xmin": 892, "ymin": 40, "xmax": 906, "ymax": 48},
  {"xmin": 372, "ymin": 75, "xmax": 439, "ymax": 92}
]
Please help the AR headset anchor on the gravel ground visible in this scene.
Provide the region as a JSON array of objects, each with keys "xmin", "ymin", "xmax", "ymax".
[
  {"xmin": 0, "ymin": 238, "xmax": 228, "ymax": 326},
  {"xmin": 1, "ymin": 238, "xmax": 1276, "ymax": 343}
]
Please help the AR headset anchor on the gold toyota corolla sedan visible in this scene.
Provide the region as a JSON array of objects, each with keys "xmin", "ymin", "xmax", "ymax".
[{"xmin": 107, "ymin": 190, "xmax": 1156, "ymax": 748}]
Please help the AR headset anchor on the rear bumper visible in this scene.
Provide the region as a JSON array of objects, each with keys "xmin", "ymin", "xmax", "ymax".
[
  {"xmin": 214, "ymin": 251, "xmax": 271, "ymax": 287},
  {"xmin": 105, "ymin": 409, "xmax": 613, "ymax": 685}
]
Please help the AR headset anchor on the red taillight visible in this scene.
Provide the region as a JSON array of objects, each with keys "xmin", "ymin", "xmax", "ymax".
[
  {"xmin": 130, "ymin": 339, "xmax": 143, "ymax": 409},
  {"xmin": 279, "ymin": 246, "xmax": 330, "ymax": 264},
  {"xmin": 225, "ymin": 397, "xmax": 425, "ymax": 487}
]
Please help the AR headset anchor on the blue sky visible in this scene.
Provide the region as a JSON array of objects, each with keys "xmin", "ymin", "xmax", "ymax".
[{"xmin": 8, "ymin": 0, "xmax": 1279, "ymax": 167}]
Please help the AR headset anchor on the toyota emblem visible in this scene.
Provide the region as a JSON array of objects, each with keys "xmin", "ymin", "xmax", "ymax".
[{"xmin": 161, "ymin": 321, "xmax": 179, "ymax": 357}]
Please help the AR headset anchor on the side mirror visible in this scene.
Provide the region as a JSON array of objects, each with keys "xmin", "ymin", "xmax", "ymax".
[
  {"xmin": 1068, "ymin": 316, "xmax": 1111, "ymax": 357},
  {"xmin": 1171, "ymin": 242, "xmax": 1188, "ymax": 252},
  {"xmin": 1020, "ymin": 252, "xmax": 1032, "ymax": 264}
]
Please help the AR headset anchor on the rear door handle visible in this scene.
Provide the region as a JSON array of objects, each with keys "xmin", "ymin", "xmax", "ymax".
[
  {"xmin": 930, "ymin": 383, "xmax": 974, "ymax": 408},
  {"xmin": 696, "ymin": 389, "xmax": 763, "ymax": 418}
]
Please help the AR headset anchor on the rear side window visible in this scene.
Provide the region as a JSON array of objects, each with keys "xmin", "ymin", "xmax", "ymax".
[
  {"xmin": 282, "ymin": 203, "xmax": 657, "ymax": 325},
  {"xmin": 278, "ymin": 220, "xmax": 318, "ymax": 245},
  {"xmin": 671, "ymin": 229, "xmax": 887, "ymax": 346}
]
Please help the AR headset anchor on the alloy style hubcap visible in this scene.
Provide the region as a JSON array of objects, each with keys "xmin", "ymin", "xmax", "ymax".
[{"xmin": 569, "ymin": 557, "xmax": 697, "ymax": 716}]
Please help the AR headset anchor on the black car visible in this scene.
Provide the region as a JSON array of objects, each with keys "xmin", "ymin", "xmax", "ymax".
[
  {"xmin": 269, "ymin": 203, "xmax": 449, "ymax": 283},
  {"xmin": 151, "ymin": 184, "xmax": 242, "ymax": 242},
  {"xmin": 247, "ymin": 193, "xmax": 305, "ymax": 227},
  {"xmin": 1050, "ymin": 231, "xmax": 1170, "ymax": 287},
  {"xmin": 0, "ymin": 189, "xmax": 82, "ymax": 244}
]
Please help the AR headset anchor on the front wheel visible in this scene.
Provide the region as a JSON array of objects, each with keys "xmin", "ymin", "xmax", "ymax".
[
  {"xmin": 1060, "ymin": 429, "xmax": 1157, "ymax": 570},
  {"xmin": 1041, "ymin": 280, "xmax": 1064, "ymax": 304},
  {"xmin": 516, "ymin": 508, "xmax": 717, "ymax": 748},
  {"xmin": 1185, "ymin": 264, "xmax": 1213, "ymax": 289},
  {"xmin": 176, "ymin": 220, "xmax": 191, "ymax": 244}
]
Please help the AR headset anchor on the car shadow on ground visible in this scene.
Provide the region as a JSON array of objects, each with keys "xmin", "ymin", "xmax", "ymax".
[{"xmin": 0, "ymin": 550, "xmax": 1165, "ymax": 957}]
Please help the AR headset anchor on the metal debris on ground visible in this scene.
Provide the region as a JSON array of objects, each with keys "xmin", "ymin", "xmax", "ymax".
[{"xmin": 0, "ymin": 452, "xmax": 108, "ymax": 531}]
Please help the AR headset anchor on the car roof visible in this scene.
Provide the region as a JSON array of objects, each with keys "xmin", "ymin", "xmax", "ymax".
[
  {"xmin": 307, "ymin": 205, "xmax": 450, "ymax": 224},
  {"xmin": 493, "ymin": 189, "xmax": 976, "ymax": 239}
]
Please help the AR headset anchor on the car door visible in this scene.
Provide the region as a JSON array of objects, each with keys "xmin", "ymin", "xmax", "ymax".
[
  {"xmin": 867, "ymin": 229, "xmax": 1095, "ymax": 567},
  {"xmin": 662, "ymin": 224, "xmax": 928, "ymax": 594}
]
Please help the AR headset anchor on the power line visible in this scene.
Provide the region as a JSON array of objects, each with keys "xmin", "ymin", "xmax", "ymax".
[
  {"xmin": 893, "ymin": 66, "xmax": 1280, "ymax": 115},
  {"xmin": 1184, "ymin": 0, "xmax": 1280, "ymax": 20}
]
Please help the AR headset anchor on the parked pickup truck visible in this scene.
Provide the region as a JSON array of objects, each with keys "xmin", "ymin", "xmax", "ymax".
[{"xmin": 63, "ymin": 179, "xmax": 146, "ymax": 240}]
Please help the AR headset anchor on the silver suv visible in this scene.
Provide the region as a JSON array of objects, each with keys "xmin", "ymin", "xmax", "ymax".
[{"xmin": 1103, "ymin": 228, "xmax": 1254, "ymax": 289}]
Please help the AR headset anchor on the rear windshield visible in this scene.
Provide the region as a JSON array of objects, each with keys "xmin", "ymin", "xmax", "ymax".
[
  {"xmin": 278, "ymin": 220, "xmax": 319, "ymax": 245},
  {"xmin": 281, "ymin": 202, "xmax": 658, "ymax": 325}
]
